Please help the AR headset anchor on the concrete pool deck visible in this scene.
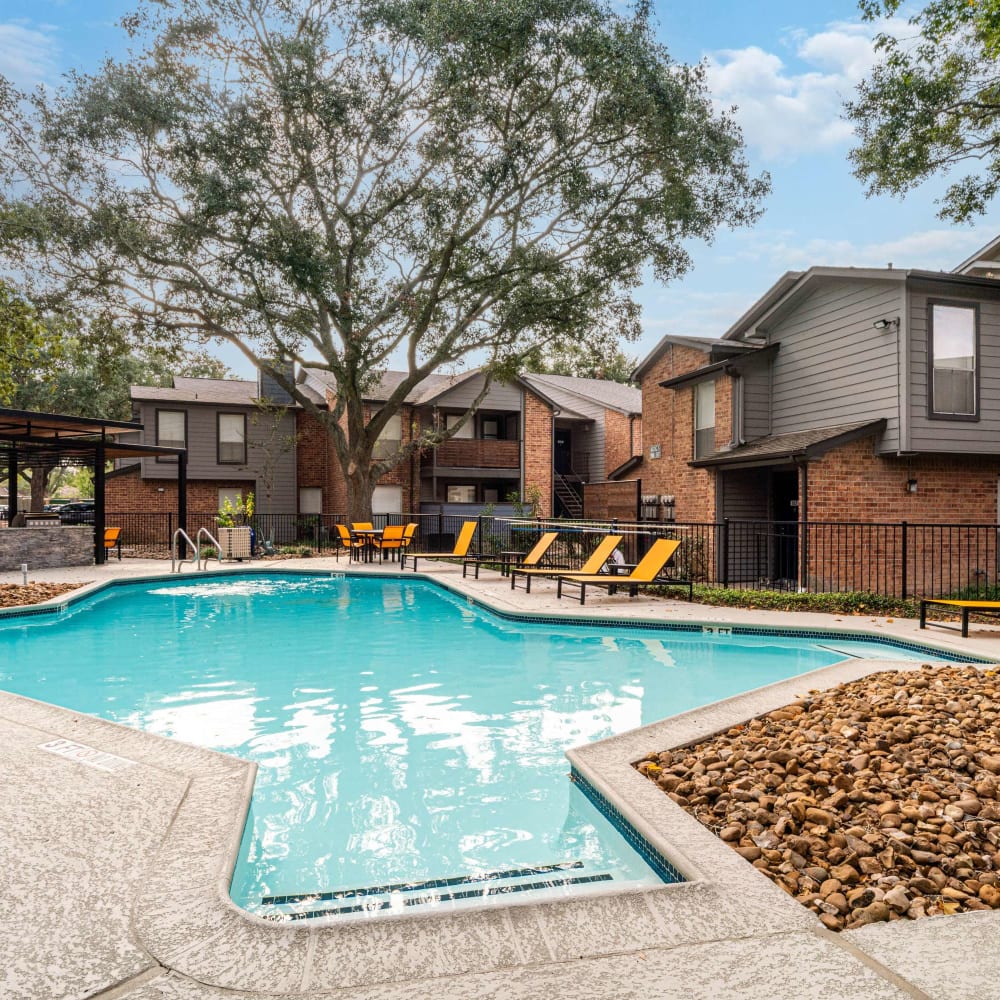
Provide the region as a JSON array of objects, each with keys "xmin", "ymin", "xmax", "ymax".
[{"xmin": 3, "ymin": 555, "xmax": 1000, "ymax": 999}]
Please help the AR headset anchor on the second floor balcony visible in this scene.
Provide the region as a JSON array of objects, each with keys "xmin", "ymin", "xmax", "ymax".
[{"xmin": 433, "ymin": 438, "xmax": 520, "ymax": 469}]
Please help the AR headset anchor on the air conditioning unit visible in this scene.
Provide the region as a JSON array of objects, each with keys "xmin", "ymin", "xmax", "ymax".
[
  {"xmin": 640, "ymin": 494, "xmax": 659, "ymax": 505},
  {"xmin": 660, "ymin": 495, "xmax": 675, "ymax": 506}
]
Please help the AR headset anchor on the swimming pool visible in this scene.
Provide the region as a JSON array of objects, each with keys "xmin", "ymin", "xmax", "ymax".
[{"xmin": 0, "ymin": 572, "xmax": 960, "ymax": 921}]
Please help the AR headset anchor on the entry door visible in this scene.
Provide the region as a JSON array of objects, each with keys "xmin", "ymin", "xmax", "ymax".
[
  {"xmin": 771, "ymin": 470, "xmax": 799, "ymax": 586},
  {"xmin": 554, "ymin": 430, "xmax": 572, "ymax": 474}
]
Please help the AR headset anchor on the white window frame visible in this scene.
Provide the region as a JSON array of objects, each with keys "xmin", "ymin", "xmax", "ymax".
[{"xmin": 693, "ymin": 381, "xmax": 716, "ymax": 460}]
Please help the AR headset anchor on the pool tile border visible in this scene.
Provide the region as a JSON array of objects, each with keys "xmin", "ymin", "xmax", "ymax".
[
  {"xmin": 4, "ymin": 563, "xmax": 1000, "ymax": 994},
  {"xmin": 0, "ymin": 565, "xmax": 990, "ymax": 665}
]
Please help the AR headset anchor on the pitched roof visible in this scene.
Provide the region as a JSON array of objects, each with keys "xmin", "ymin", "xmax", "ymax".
[
  {"xmin": 632, "ymin": 334, "xmax": 721, "ymax": 381},
  {"xmin": 520, "ymin": 372, "xmax": 641, "ymax": 414},
  {"xmin": 300, "ymin": 367, "xmax": 478, "ymax": 405},
  {"xmin": 954, "ymin": 235, "xmax": 1000, "ymax": 277},
  {"xmin": 130, "ymin": 378, "xmax": 260, "ymax": 405},
  {"xmin": 690, "ymin": 420, "xmax": 887, "ymax": 468}
]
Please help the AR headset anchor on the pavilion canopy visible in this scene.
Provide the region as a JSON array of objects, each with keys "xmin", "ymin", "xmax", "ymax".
[{"xmin": 0, "ymin": 406, "xmax": 187, "ymax": 563}]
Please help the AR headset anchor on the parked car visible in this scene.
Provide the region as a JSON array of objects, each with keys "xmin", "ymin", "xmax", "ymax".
[{"xmin": 58, "ymin": 501, "xmax": 96, "ymax": 524}]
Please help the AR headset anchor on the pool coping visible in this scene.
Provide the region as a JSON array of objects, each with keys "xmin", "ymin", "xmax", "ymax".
[{"xmin": 4, "ymin": 561, "xmax": 1000, "ymax": 994}]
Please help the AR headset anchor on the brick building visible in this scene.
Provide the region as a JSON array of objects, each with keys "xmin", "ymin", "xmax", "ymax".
[
  {"xmin": 630, "ymin": 248, "xmax": 1000, "ymax": 588},
  {"xmin": 109, "ymin": 366, "xmax": 641, "ymax": 520}
]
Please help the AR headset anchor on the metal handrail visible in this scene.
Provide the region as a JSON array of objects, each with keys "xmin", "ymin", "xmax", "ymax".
[
  {"xmin": 171, "ymin": 528, "xmax": 198, "ymax": 573},
  {"xmin": 196, "ymin": 527, "xmax": 222, "ymax": 570}
]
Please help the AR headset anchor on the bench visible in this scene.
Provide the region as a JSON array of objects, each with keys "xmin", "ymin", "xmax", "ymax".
[{"xmin": 919, "ymin": 598, "xmax": 1000, "ymax": 638}]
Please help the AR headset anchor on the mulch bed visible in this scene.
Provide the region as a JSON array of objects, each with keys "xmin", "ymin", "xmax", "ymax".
[
  {"xmin": 0, "ymin": 583, "xmax": 86, "ymax": 609},
  {"xmin": 635, "ymin": 665, "xmax": 1000, "ymax": 930}
]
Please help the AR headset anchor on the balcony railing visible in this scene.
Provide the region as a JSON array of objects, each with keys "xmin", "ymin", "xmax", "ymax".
[{"xmin": 434, "ymin": 439, "xmax": 519, "ymax": 469}]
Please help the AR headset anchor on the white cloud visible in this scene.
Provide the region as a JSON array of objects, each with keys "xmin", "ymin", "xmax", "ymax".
[
  {"xmin": 705, "ymin": 18, "xmax": 908, "ymax": 162},
  {"xmin": 0, "ymin": 22, "xmax": 60, "ymax": 89},
  {"xmin": 724, "ymin": 227, "xmax": 989, "ymax": 272}
]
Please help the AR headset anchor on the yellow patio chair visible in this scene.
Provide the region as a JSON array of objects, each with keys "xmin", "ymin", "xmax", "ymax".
[
  {"xmin": 462, "ymin": 531, "xmax": 559, "ymax": 580},
  {"xmin": 556, "ymin": 538, "xmax": 684, "ymax": 604},
  {"xmin": 351, "ymin": 521, "xmax": 374, "ymax": 531},
  {"xmin": 374, "ymin": 524, "xmax": 406, "ymax": 560},
  {"xmin": 335, "ymin": 523, "xmax": 364, "ymax": 560},
  {"xmin": 401, "ymin": 520, "xmax": 477, "ymax": 572},
  {"xmin": 510, "ymin": 534, "xmax": 624, "ymax": 593}
]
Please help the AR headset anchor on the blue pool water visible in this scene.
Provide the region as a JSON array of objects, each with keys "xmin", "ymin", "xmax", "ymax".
[{"xmin": 0, "ymin": 573, "xmax": 940, "ymax": 919}]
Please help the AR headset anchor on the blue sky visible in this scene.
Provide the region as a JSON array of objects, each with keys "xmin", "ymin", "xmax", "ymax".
[{"xmin": 1, "ymin": 0, "xmax": 995, "ymax": 377}]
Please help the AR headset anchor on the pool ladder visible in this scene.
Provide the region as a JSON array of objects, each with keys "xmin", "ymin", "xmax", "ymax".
[{"xmin": 171, "ymin": 528, "xmax": 223, "ymax": 573}]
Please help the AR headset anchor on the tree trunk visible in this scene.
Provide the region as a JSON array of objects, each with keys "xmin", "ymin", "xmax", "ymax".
[
  {"xmin": 346, "ymin": 463, "xmax": 376, "ymax": 522},
  {"xmin": 27, "ymin": 464, "xmax": 54, "ymax": 511}
]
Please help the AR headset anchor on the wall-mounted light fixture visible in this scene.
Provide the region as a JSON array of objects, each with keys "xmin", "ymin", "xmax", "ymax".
[
  {"xmin": 873, "ymin": 317, "xmax": 899, "ymax": 331},
  {"xmin": 156, "ymin": 487, "xmax": 166, "ymax": 493},
  {"xmin": 906, "ymin": 478, "xmax": 918, "ymax": 494}
]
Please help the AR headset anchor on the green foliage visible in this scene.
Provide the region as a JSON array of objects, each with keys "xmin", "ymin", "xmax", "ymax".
[
  {"xmin": 0, "ymin": 281, "xmax": 58, "ymax": 405},
  {"xmin": 681, "ymin": 585, "xmax": 919, "ymax": 617},
  {"xmin": 848, "ymin": 0, "xmax": 1000, "ymax": 221},
  {"xmin": 217, "ymin": 492, "xmax": 255, "ymax": 527},
  {"xmin": 0, "ymin": 0, "xmax": 768, "ymax": 517},
  {"xmin": 523, "ymin": 341, "xmax": 638, "ymax": 383},
  {"xmin": 279, "ymin": 544, "xmax": 315, "ymax": 558},
  {"xmin": 506, "ymin": 485, "xmax": 544, "ymax": 518}
]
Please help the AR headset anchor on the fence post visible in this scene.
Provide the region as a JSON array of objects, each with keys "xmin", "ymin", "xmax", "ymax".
[
  {"xmin": 477, "ymin": 514, "xmax": 483, "ymax": 555},
  {"xmin": 168, "ymin": 512, "xmax": 173, "ymax": 553},
  {"xmin": 901, "ymin": 520, "xmax": 908, "ymax": 600},
  {"xmin": 721, "ymin": 518, "xmax": 730, "ymax": 588}
]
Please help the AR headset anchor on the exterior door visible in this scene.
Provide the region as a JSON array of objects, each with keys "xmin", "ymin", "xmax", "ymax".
[
  {"xmin": 554, "ymin": 430, "xmax": 572, "ymax": 474},
  {"xmin": 771, "ymin": 470, "xmax": 799, "ymax": 586}
]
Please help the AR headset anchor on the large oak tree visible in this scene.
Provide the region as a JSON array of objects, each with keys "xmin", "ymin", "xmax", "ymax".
[
  {"xmin": 0, "ymin": 0, "xmax": 768, "ymax": 518},
  {"xmin": 848, "ymin": 0, "xmax": 1000, "ymax": 222}
]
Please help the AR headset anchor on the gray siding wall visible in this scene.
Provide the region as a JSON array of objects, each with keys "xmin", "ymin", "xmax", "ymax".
[
  {"xmin": 559, "ymin": 396, "xmax": 605, "ymax": 481},
  {"xmin": 765, "ymin": 279, "xmax": 903, "ymax": 452},
  {"xmin": 432, "ymin": 376, "xmax": 522, "ymax": 412},
  {"xmin": 136, "ymin": 402, "xmax": 297, "ymax": 513},
  {"xmin": 740, "ymin": 364, "xmax": 771, "ymax": 442},
  {"xmin": 719, "ymin": 469, "xmax": 771, "ymax": 583},
  {"xmin": 908, "ymin": 280, "xmax": 1000, "ymax": 454}
]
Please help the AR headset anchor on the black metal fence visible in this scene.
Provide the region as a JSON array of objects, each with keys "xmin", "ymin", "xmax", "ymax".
[{"xmin": 97, "ymin": 511, "xmax": 1000, "ymax": 600}]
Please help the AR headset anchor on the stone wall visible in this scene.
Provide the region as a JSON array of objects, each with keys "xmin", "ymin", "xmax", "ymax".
[{"xmin": 0, "ymin": 527, "xmax": 93, "ymax": 571}]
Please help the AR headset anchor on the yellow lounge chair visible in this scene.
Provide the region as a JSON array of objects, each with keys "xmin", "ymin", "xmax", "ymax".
[
  {"xmin": 462, "ymin": 531, "xmax": 559, "ymax": 580},
  {"xmin": 510, "ymin": 534, "xmax": 624, "ymax": 593},
  {"xmin": 919, "ymin": 598, "xmax": 1000, "ymax": 638},
  {"xmin": 556, "ymin": 538, "xmax": 684, "ymax": 604},
  {"xmin": 401, "ymin": 520, "xmax": 477, "ymax": 572}
]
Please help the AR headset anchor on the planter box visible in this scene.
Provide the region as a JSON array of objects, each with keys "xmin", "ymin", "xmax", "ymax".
[{"xmin": 218, "ymin": 526, "xmax": 253, "ymax": 561}]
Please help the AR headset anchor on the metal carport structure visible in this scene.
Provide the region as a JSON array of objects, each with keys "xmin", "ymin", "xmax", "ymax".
[{"xmin": 0, "ymin": 407, "xmax": 187, "ymax": 565}]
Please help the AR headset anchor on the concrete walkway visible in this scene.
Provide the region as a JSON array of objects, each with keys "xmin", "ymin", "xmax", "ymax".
[{"xmin": 2, "ymin": 556, "xmax": 998, "ymax": 999}]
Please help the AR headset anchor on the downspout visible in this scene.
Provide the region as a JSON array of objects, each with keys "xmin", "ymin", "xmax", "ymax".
[
  {"xmin": 519, "ymin": 389, "xmax": 525, "ymax": 505},
  {"xmin": 797, "ymin": 458, "xmax": 808, "ymax": 593},
  {"xmin": 898, "ymin": 284, "xmax": 910, "ymax": 453}
]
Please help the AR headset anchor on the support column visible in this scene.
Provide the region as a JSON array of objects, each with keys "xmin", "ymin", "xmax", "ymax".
[
  {"xmin": 177, "ymin": 450, "xmax": 188, "ymax": 558},
  {"xmin": 8, "ymin": 449, "xmax": 17, "ymax": 520},
  {"xmin": 94, "ymin": 443, "xmax": 106, "ymax": 565}
]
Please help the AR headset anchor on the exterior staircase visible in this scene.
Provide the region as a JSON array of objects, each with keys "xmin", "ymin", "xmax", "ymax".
[{"xmin": 554, "ymin": 472, "xmax": 584, "ymax": 518}]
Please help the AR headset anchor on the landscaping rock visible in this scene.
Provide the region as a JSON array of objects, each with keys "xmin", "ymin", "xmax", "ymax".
[{"xmin": 634, "ymin": 664, "xmax": 1000, "ymax": 931}]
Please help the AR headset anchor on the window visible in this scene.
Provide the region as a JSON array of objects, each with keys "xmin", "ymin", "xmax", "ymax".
[
  {"xmin": 930, "ymin": 301, "xmax": 978, "ymax": 419},
  {"xmin": 372, "ymin": 485, "xmax": 403, "ymax": 513},
  {"xmin": 217, "ymin": 412, "xmax": 247, "ymax": 464},
  {"xmin": 155, "ymin": 409, "xmax": 186, "ymax": 462},
  {"xmin": 447, "ymin": 485, "xmax": 476, "ymax": 503},
  {"xmin": 481, "ymin": 418, "xmax": 499, "ymax": 440},
  {"xmin": 694, "ymin": 381, "xmax": 716, "ymax": 459},
  {"xmin": 299, "ymin": 487, "xmax": 322, "ymax": 514},
  {"xmin": 445, "ymin": 412, "xmax": 474, "ymax": 439},
  {"xmin": 372, "ymin": 410, "xmax": 402, "ymax": 459}
]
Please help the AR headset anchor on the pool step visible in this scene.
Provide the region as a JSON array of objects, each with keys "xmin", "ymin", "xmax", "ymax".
[{"xmin": 260, "ymin": 861, "xmax": 614, "ymax": 920}]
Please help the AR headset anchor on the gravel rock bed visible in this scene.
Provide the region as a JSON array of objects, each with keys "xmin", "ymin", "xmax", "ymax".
[
  {"xmin": 636, "ymin": 665, "xmax": 1000, "ymax": 931},
  {"xmin": 0, "ymin": 582, "xmax": 85, "ymax": 609}
]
